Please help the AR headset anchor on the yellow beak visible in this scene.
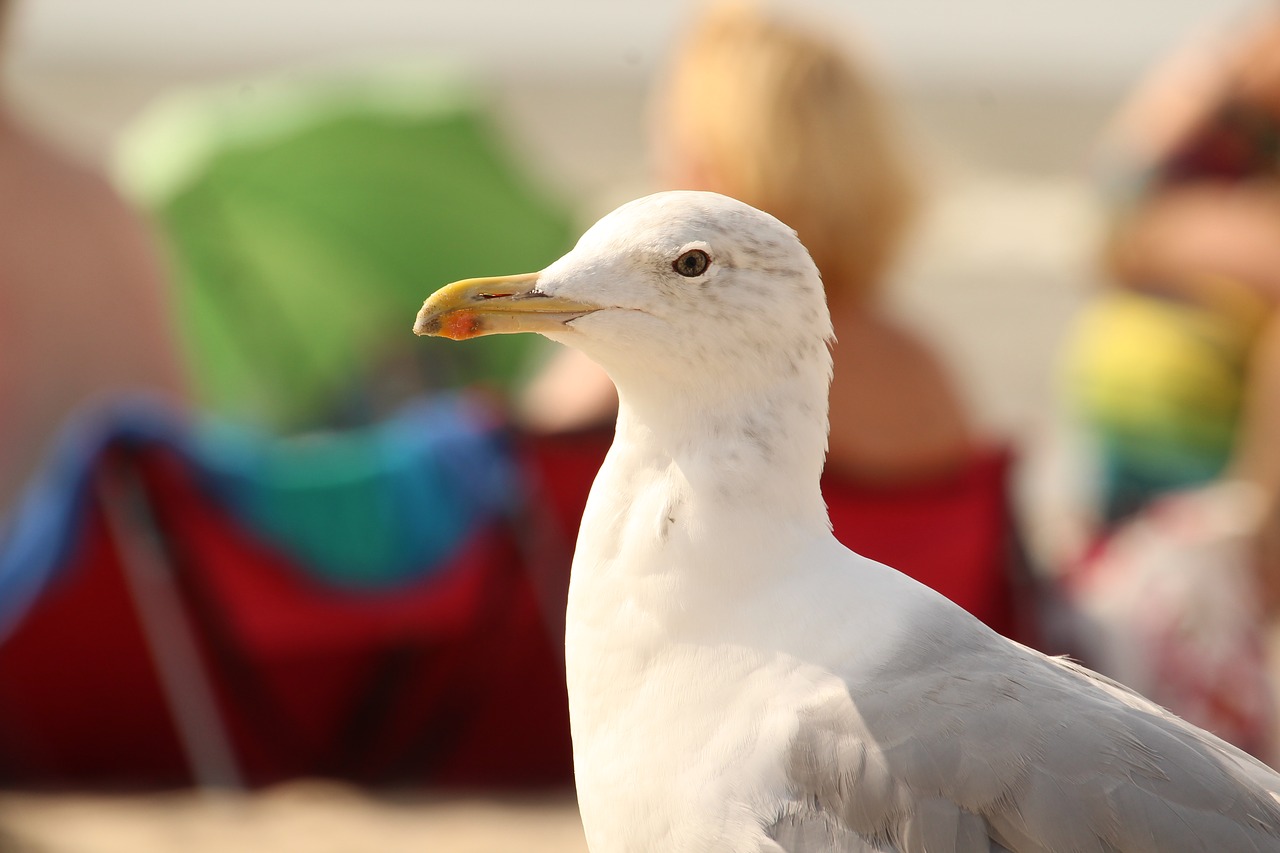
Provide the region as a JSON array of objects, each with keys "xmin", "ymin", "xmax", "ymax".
[{"xmin": 413, "ymin": 272, "xmax": 600, "ymax": 341}]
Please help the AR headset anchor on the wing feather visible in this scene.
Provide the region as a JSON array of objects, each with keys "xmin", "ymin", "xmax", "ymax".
[{"xmin": 770, "ymin": 606, "xmax": 1280, "ymax": 852}]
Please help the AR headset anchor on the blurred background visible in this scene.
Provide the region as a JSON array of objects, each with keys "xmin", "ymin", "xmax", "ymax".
[
  {"xmin": 7, "ymin": 0, "xmax": 1252, "ymax": 437},
  {"xmin": 4, "ymin": 0, "xmax": 1261, "ymax": 424},
  {"xmin": 2, "ymin": 1, "xmax": 1277, "ymax": 850}
]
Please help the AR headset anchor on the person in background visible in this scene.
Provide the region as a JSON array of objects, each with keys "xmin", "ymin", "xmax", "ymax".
[
  {"xmin": 527, "ymin": 0, "xmax": 973, "ymax": 483},
  {"xmin": 1053, "ymin": 6, "xmax": 1280, "ymax": 759},
  {"xmin": 1069, "ymin": 6, "xmax": 1280, "ymax": 539},
  {"xmin": 0, "ymin": 0, "xmax": 189, "ymax": 514},
  {"xmin": 522, "ymin": 2, "xmax": 1030, "ymax": 640}
]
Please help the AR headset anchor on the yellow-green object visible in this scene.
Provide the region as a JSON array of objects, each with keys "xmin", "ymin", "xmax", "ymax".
[
  {"xmin": 116, "ymin": 67, "xmax": 573, "ymax": 430},
  {"xmin": 1063, "ymin": 281, "xmax": 1268, "ymax": 521}
]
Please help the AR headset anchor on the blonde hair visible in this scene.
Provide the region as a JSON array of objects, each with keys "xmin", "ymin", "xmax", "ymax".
[{"xmin": 653, "ymin": 1, "xmax": 917, "ymax": 306}]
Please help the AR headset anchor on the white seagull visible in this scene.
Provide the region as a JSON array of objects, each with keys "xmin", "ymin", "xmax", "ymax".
[{"xmin": 415, "ymin": 191, "xmax": 1280, "ymax": 852}]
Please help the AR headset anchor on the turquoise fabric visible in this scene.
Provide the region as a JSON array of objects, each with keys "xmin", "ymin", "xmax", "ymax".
[{"xmin": 195, "ymin": 396, "xmax": 518, "ymax": 587}]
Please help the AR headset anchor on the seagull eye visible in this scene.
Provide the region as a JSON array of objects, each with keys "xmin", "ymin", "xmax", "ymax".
[{"xmin": 673, "ymin": 249, "xmax": 710, "ymax": 278}]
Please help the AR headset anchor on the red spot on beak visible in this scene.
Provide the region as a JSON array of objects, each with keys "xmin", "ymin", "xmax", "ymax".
[{"xmin": 442, "ymin": 311, "xmax": 484, "ymax": 340}]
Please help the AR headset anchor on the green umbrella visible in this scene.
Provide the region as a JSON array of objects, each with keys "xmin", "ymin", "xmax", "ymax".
[{"xmin": 117, "ymin": 67, "xmax": 575, "ymax": 430}]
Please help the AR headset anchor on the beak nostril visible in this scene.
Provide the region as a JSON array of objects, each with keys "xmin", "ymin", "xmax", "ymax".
[{"xmin": 475, "ymin": 289, "xmax": 543, "ymax": 300}]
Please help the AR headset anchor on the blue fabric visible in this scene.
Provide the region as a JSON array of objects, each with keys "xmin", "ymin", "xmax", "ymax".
[
  {"xmin": 0, "ymin": 398, "xmax": 190, "ymax": 642},
  {"xmin": 0, "ymin": 395, "xmax": 518, "ymax": 641}
]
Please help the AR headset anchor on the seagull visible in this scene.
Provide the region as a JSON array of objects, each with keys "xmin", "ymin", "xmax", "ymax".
[{"xmin": 415, "ymin": 191, "xmax": 1280, "ymax": 852}]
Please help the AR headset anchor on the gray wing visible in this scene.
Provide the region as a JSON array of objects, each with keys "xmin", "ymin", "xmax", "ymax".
[{"xmin": 767, "ymin": 606, "xmax": 1280, "ymax": 853}]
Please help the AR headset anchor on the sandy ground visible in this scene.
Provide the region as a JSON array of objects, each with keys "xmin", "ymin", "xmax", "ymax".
[{"xmin": 0, "ymin": 784, "xmax": 587, "ymax": 853}]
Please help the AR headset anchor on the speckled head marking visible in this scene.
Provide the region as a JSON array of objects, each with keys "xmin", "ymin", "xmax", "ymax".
[{"xmin": 538, "ymin": 192, "xmax": 832, "ymax": 395}]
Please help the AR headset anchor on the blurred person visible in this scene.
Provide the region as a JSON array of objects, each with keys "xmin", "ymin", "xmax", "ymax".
[
  {"xmin": 522, "ymin": 2, "xmax": 1034, "ymax": 640},
  {"xmin": 0, "ymin": 0, "xmax": 188, "ymax": 513},
  {"xmin": 653, "ymin": 0, "xmax": 977, "ymax": 487},
  {"xmin": 1053, "ymin": 6, "xmax": 1280, "ymax": 758},
  {"xmin": 1071, "ymin": 6, "xmax": 1280, "ymax": 531}
]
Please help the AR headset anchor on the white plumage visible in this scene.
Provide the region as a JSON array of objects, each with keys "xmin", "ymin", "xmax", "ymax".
[{"xmin": 416, "ymin": 191, "xmax": 1280, "ymax": 852}]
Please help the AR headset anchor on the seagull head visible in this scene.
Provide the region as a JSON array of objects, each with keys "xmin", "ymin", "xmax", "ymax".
[{"xmin": 416, "ymin": 190, "xmax": 833, "ymax": 409}]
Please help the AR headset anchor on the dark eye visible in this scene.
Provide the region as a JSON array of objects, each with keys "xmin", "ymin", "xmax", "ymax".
[{"xmin": 673, "ymin": 249, "xmax": 710, "ymax": 278}]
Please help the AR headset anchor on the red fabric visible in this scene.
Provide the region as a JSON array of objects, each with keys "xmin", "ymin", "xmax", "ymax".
[
  {"xmin": 143, "ymin": 448, "xmax": 573, "ymax": 787},
  {"xmin": 0, "ymin": 446, "xmax": 573, "ymax": 788},
  {"xmin": 822, "ymin": 450, "xmax": 1018, "ymax": 638},
  {"xmin": 0, "ymin": 502, "xmax": 192, "ymax": 786},
  {"xmin": 517, "ymin": 428, "xmax": 612, "ymax": 549}
]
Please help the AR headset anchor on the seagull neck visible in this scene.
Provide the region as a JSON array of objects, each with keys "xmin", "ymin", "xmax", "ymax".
[{"xmin": 613, "ymin": 377, "xmax": 830, "ymax": 518}]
